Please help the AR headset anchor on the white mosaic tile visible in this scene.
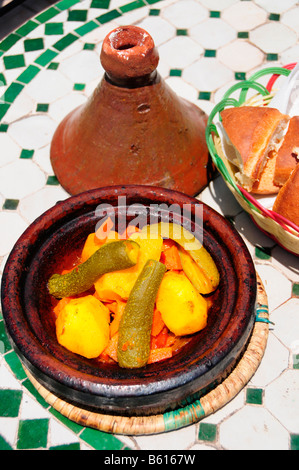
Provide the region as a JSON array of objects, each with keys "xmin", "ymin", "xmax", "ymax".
[
  {"xmin": 265, "ymin": 369, "xmax": 299, "ymax": 434},
  {"xmin": 137, "ymin": 16, "xmax": 176, "ymax": 47},
  {"xmin": 218, "ymin": 40, "xmax": 264, "ymax": 72},
  {"xmin": 0, "ymin": 212, "xmax": 28, "ymax": 256},
  {"xmin": 0, "ymin": 418, "xmax": 18, "ymax": 448},
  {"xmin": 270, "ymin": 298, "xmax": 299, "ymax": 351},
  {"xmin": 250, "ymin": 23, "xmax": 297, "ymax": 54},
  {"xmin": 190, "ymin": 18, "xmax": 236, "ymax": 50},
  {"xmin": 48, "ymin": 92, "xmax": 87, "ymax": 123},
  {"xmin": 0, "ymin": 134, "xmax": 21, "ymax": 167},
  {"xmin": 19, "ymin": 392, "xmax": 50, "ymax": 420},
  {"xmin": 183, "ymin": 58, "xmax": 233, "ymax": 92},
  {"xmin": 26, "ymin": 69, "xmax": 73, "ymax": 103},
  {"xmin": 0, "ymin": 160, "xmax": 46, "ymax": 199},
  {"xmin": 255, "ymin": 264, "xmax": 292, "ymax": 313},
  {"xmin": 199, "ymin": 0, "xmax": 238, "ymax": 11},
  {"xmin": 249, "ymin": 332, "xmax": 289, "ymax": 388},
  {"xmin": 221, "ymin": 2, "xmax": 267, "ymax": 31},
  {"xmin": 0, "ymin": 362, "xmax": 22, "ymax": 390},
  {"xmin": 165, "ymin": 76, "xmax": 198, "ymax": 103},
  {"xmin": 219, "ymin": 406, "xmax": 289, "ymax": 450},
  {"xmin": 198, "ymin": 175, "xmax": 242, "ymax": 217},
  {"xmin": 158, "ymin": 36, "xmax": 203, "ymax": 69},
  {"xmin": 254, "ymin": 0, "xmax": 297, "ymax": 14},
  {"xmin": 8, "ymin": 115, "xmax": 56, "ymax": 149},
  {"xmin": 281, "ymin": 6, "xmax": 299, "ymax": 32},
  {"xmin": 48, "ymin": 418, "xmax": 80, "ymax": 448},
  {"xmin": 162, "ymin": 0, "xmax": 208, "ymax": 29},
  {"xmin": 19, "ymin": 185, "xmax": 69, "ymax": 223},
  {"xmin": 135, "ymin": 424, "xmax": 196, "ymax": 450},
  {"xmin": 3, "ymin": 92, "xmax": 35, "ymax": 123},
  {"xmin": 59, "ymin": 50, "xmax": 104, "ymax": 84}
]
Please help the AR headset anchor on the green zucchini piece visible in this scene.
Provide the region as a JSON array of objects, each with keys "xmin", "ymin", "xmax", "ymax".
[
  {"xmin": 48, "ymin": 240, "xmax": 140, "ymax": 299},
  {"xmin": 117, "ymin": 259, "xmax": 166, "ymax": 369}
]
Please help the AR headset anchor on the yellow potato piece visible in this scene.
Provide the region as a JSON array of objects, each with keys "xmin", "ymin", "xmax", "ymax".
[
  {"xmin": 156, "ymin": 271, "xmax": 208, "ymax": 336},
  {"xmin": 56, "ymin": 295, "xmax": 110, "ymax": 359},
  {"xmin": 94, "ymin": 232, "xmax": 163, "ymax": 301}
]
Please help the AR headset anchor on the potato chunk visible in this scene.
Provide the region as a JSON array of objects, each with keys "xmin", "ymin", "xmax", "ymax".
[
  {"xmin": 56, "ymin": 295, "xmax": 110, "ymax": 359},
  {"xmin": 156, "ymin": 271, "xmax": 208, "ymax": 336}
]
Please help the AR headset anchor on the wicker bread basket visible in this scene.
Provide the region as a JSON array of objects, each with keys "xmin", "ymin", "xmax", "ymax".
[{"xmin": 205, "ymin": 64, "xmax": 299, "ymax": 256}]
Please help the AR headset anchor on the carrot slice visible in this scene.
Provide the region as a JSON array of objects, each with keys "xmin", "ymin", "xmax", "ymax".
[
  {"xmin": 160, "ymin": 245, "xmax": 182, "ymax": 271},
  {"xmin": 120, "ymin": 224, "xmax": 140, "ymax": 240},
  {"xmin": 151, "ymin": 309, "xmax": 165, "ymax": 337},
  {"xmin": 148, "ymin": 347, "xmax": 172, "ymax": 364},
  {"xmin": 103, "ymin": 333, "xmax": 119, "ymax": 362}
]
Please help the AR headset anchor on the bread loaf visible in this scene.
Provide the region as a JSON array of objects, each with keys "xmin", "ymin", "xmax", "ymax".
[
  {"xmin": 274, "ymin": 115, "xmax": 299, "ymax": 186},
  {"xmin": 273, "ymin": 163, "xmax": 299, "ymax": 227},
  {"xmin": 220, "ymin": 106, "xmax": 289, "ymax": 192}
]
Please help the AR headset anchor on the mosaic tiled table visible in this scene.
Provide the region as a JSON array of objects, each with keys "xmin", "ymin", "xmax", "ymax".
[{"xmin": 0, "ymin": 0, "xmax": 299, "ymax": 451}]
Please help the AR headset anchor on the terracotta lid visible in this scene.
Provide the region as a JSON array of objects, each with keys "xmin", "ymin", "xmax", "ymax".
[{"xmin": 100, "ymin": 25, "xmax": 159, "ymax": 81}]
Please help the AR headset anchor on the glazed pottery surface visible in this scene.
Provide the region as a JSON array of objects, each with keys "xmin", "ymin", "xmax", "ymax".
[
  {"xmin": 50, "ymin": 26, "xmax": 210, "ymax": 196},
  {"xmin": 1, "ymin": 186, "xmax": 256, "ymax": 416}
]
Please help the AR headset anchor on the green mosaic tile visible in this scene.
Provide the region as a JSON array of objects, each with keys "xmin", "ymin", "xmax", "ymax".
[
  {"xmin": 0, "ymin": 321, "xmax": 13, "ymax": 353},
  {"xmin": 35, "ymin": 6, "xmax": 60, "ymax": 23},
  {"xmin": 68, "ymin": 9, "xmax": 88, "ymax": 21},
  {"xmin": 47, "ymin": 175, "xmax": 59, "ymax": 185},
  {"xmin": 53, "ymin": 33, "xmax": 79, "ymax": 51},
  {"xmin": 0, "ymin": 33, "xmax": 20, "ymax": 53},
  {"xmin": 198, "ymin": 422, "xmax": 217, "ymax": 442},
  {"xmin": 75, "ymin": 20, "xmax": 99, "ymax": 36},
  {"xmin": 255, "ymin": 246, "xmax": 271, "ymax": 260},
  {"xmin": 2, "ymin": 82, "xmax": 24, "ymax": 103},
  {"xmin": 36, "ymin": 103, "xmax": 49, "ymax": 112},
  {"xmin": 91, "ymin": 0, "xmax": 111, "ymax": 8},
  {"xmin": 293, "ymin": 354, "xmax": 299, "ymax": 370},
  {"xmin": 269, "ymin": 13, "xmax": 280, "ymax": 21},
  {"xmin": 238, "ymin": 31, "xmax": 249, "ymax": 38},
  {"xmin": 0, "ymin": 434, "xmax": 13, "ymax": 450},
  {"xmin": 210, "ymin": 11, "xmax": 220, "ymax": 18},
  {"xmin": 0, "ymin": 104, "xmax": 10, "ymax": 121},
  {"xmin": 198, "ymin": 91, "xmax": 211, "ymax": 100},
  {"xmin": 146, "ymin": 0, "xmax": 162, "ymax": 4},
  {"xmin": 246, "ymin": 388, "xmax": 263, "ymax": 405},
  {"xmin": 17, "ymin": 418, "xmax": 49, "ymax": 450},
  {"xmin": 47, "ymin": 61, "xmax": 59, "ymax": 70},
  {"xmin": 292, "ymin": 283, "xmax": 299, "ymax": 297},
  {"xmin": 0, "ymin": 73, "xmax": 6, "ymax": 86},
  {"xmin": 3, "ymin": 54, "xmax": 26, "ymax": 70},
  {"xmin": 119, "ymin": 0, "xmax": 146, "ymax": 13},
  {"xmin": 149, "ymin": 8, "xmax": 160, "ymax": 15},
  {"xmin": 83, "ymin": 43, "xmax": 96, "ymax": 50},
  {"xmin": 20, "ymin": 149, "xmax": 34, "ymax": 159},
  {"xmin": 267, "ymin": 53, "xmax": 279, "ymax": 61},
  {"xmin": 0, "ymin": 123, "xmax": 9, "ymax": 132},
  {"xmin": 80, "ymin": 428, "xmax": 125, "ymax": 450},
  {"xmin": 4, "ymin": 351, "xmax": 27, "ymax": 381},
  {"xmin": 290, "ymin": 434, "xmax": 299, "ymax": 450},
  {"xmin": 35, "ymin": 49, "xmax": 59, "ymax": 66},
  {"xmin": 177, "ymin": 29, "xmax": 188, "ymax": 36},
  {"xmin": 49, "ymin": 443, "xmax": 81, "ymax": 450},
  {"xmin": 24, "ymin": 38, "xmax": 44, "ymax": 52},
  {"xmin": 56, "ymin": 0, "xmax": 81, "ymax": 11},
  {"xmin": 235, "ymin": 72, "xmax": 246, "ymax": 80},
  {"xmin": 170, "ymin": 69, "xmax": 182, "ymax": 77},
  {"xmin": 15, "ymin": 19, "xmax": 40, "ymax": 37},
  {"xmin": 73, "ymin": 83, "xmax": 86, "ymax": 91},
  {"xmin": 45, "ymin": 22, "xmax": 64, "ymax": 35},
  {"xmin": 0, "ymin": 390, "xmax": 22, "ymax": 417},
  {"xmin": 96, "ymin": 9, "xmax": 122, "ymax": 23},
  {"xmin": 17, "ymin": 64, "xmax": 40, "ymax": 84},
  {"xmin": 204, "ymin": 49, "xmax": 216, "ymax": 57},
  {"xmin": 3, "ymin": 198, "xmax": 19, "ymax": 210}
]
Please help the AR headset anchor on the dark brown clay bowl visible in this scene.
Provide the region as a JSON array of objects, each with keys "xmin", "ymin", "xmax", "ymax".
[{"xmin": 1, "ymin": 185, "xmax": 256, "ymax": 416}]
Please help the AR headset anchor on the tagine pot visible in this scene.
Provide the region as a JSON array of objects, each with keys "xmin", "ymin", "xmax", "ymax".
[{"xmin": 50, "ymin": 25, "xmax": 210, "ymax": 196}]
